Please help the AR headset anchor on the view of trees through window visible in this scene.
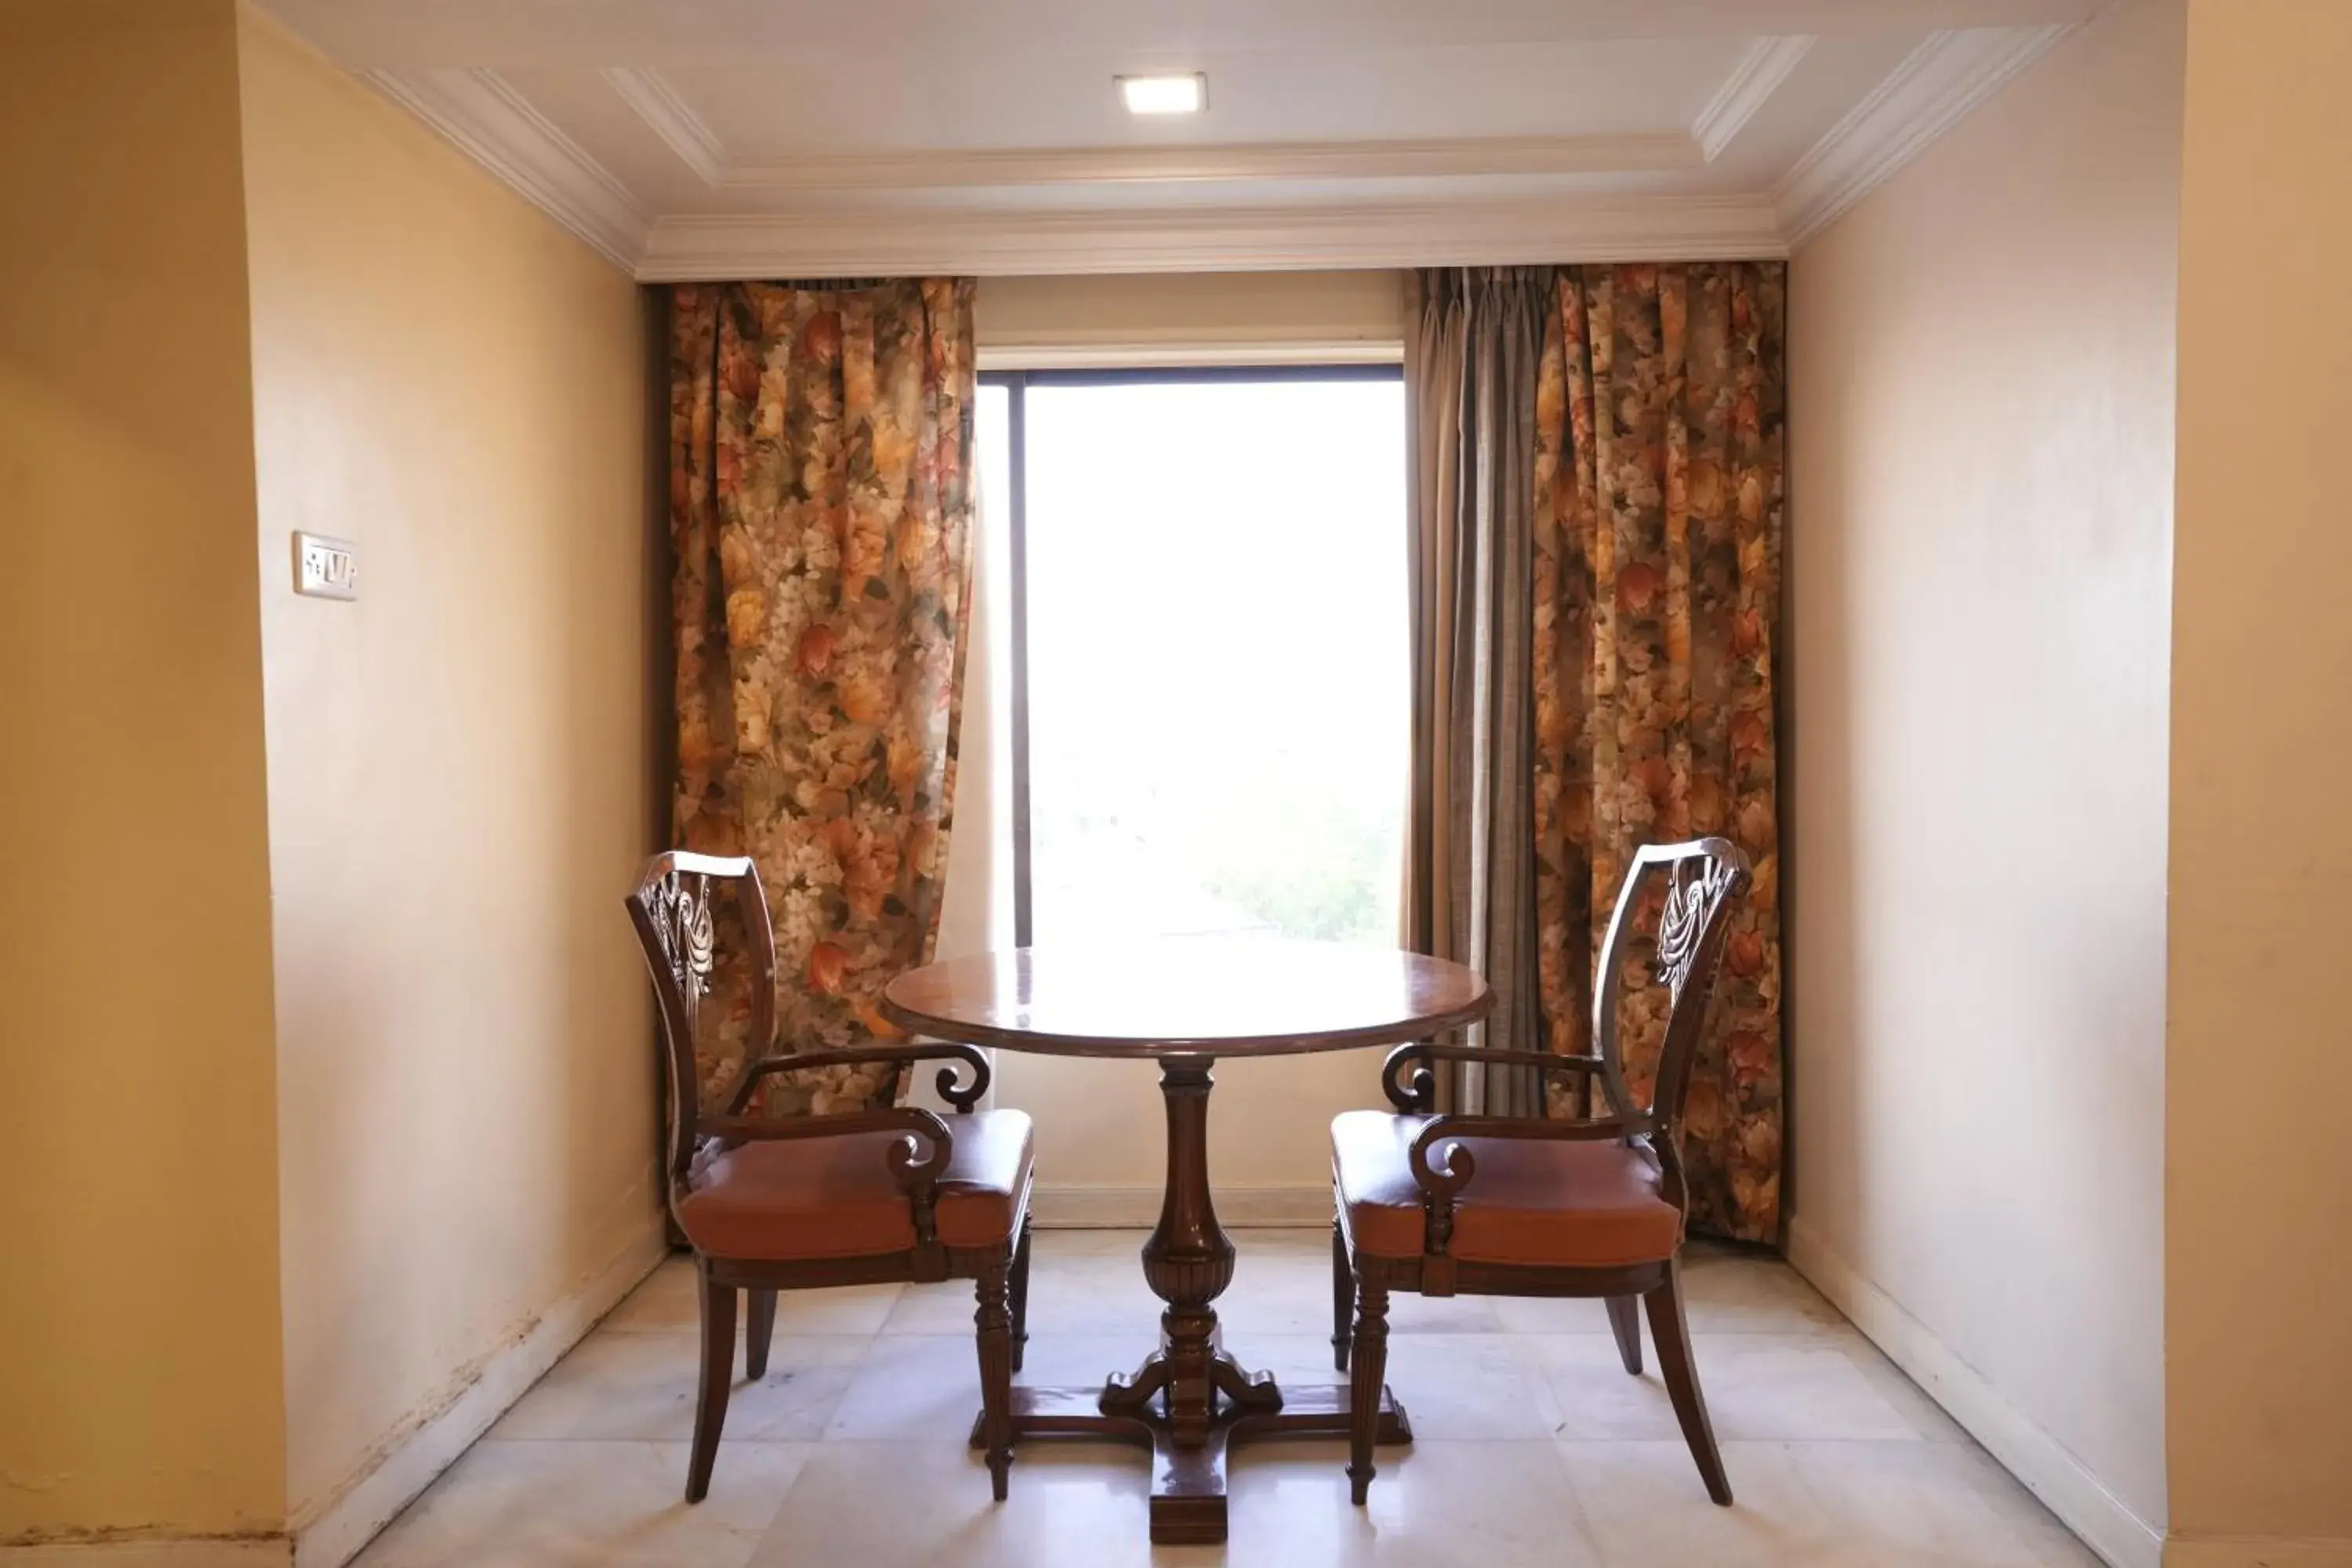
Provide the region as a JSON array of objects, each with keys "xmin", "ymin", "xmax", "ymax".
[{"xmin": 979, "ymin": 372, "xmax": 1407, "ymax": 949}]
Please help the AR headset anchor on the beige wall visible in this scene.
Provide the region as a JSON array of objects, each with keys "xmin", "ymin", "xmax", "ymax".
[
  {"xmin": 1785, "ymin": 0, "xmax": 2181, "ymax": 1552},
  {"xmin": 236, "ymin": 12, "xmax": 662, "ymax": 1530},
  {"xmin": 967, "ymin": 270, "xmax": 1409, "ymax": 1207},
  {"xmin": 2165, "ymin": 0, "xmax": 2352, "ymax": 1555},
  {"xmin": 0, "ymin": 0, "xmax": 292, "ymax": 1544}
]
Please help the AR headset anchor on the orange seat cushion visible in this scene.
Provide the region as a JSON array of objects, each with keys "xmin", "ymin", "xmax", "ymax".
[
  {"xmin": 677, "ymin": 1109, "xmax": 1032, "ymax": 1262},
  {"xmin": 1331, "ymin": 1109, "xmax": 1681, "ymax": 1268}
]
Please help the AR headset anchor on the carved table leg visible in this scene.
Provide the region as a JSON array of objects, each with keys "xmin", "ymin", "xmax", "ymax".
[
  {"xmin": 1123, "ymin": 1055, "xmax": 1233, "ymax": 1447},
  {"xmin": 978, "ymin": 1050, "xmax": 1410, "ymax": 1543}
]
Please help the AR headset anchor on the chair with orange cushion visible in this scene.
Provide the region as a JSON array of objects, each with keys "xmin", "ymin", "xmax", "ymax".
[
  {"xmin": 626, "ymin": 851, "xmax": 1034, "ymax": 1502},
  {"xmin": 1329, "ymin": 837, "xmax": 1749, "ymax": 1506}
]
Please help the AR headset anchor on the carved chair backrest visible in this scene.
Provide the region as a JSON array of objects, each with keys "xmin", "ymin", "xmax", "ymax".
[
  {"xmin": 1589, "ymin": 837, "xmax": 1749, "ymax": 1161},
  {"xmin": 624, "ymin": 851, "xmax": 777, "ymax": 1186}
]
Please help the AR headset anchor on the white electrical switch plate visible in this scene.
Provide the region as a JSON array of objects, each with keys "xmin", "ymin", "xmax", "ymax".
[{"xmin": 294, "ymin": 532, "xmax": 359, "ymax": 600}]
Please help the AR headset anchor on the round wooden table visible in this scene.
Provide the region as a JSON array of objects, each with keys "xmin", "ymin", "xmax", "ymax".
[{"xmin": 881, "ymin": 935, "xmax": 1491, "ymax": 1544}]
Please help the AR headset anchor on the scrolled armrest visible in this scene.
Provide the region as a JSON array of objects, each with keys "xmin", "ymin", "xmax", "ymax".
[
  {"xmin": 701, "ymin": 1103, "xmax": 953, "ymax": 1183},
  {"xmin": 1405, "ymin": 1112, "xmax": 1653, "ymax": 1197},
  {"xmin": 696, "ymin": 1104, "xmax": 956, "ymax": 1246},
  {"xmin": 1402, "ymin": 1112, "xmax": 1653, "ymax": 1277},
  {"xmin": 1380, "ymin": 1041, "xmax": 1606, "ymax": 1112},
  {"xmin": 726, "ymin": 1040, "xmax": 993, "ymax": 1115}
]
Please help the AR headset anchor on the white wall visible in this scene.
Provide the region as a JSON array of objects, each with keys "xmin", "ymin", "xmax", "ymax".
[
  {"xmin": 965, "ymin": 271, "xmax": 1408, "ymax": 1218},
  {"xmin": 1783, "ymin": 2, "xmax": 2180, "ymax": 1561}
]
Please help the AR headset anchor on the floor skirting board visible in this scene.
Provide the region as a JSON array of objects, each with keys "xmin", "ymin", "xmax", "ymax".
[
  {"xmin": 1029, "ymin": 1183, "xmax": 1330, "ymax": 1228},
  {"xmin": 1784, "ymin": 1215, "xmax": 2165, "ymax": 1568},
  {"xmin": 2163, "ymin": 1539, "xmax": 2352, "ymax": 1567},
  {"xmin": 0, "ymin": 1546, "xmax": 291, "ymax": 1566},
  {"xmin": 287, "ymin": 1225, "xmax": 670, "ymax": 1568}
]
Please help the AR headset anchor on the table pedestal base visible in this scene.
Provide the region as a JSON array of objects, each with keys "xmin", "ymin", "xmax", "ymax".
[
  {"xmin": 968, "ymin": 1378, "xmax": 1413, "ymax": 1544},
  {"xmin": 967, "ymin": 1055, "xmax": 1410, "ymax": 1543}
]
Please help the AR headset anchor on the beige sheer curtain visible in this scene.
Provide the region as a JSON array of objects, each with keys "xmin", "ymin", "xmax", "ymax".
[{"xmin": 1404, "ymin": 267, "xmax": 1551, "ymax": 1116}]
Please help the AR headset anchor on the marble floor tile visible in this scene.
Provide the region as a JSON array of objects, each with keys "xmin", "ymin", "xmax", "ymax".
[
  {"xmin": 825, "ymin": 1333, "xmax": 988, "ymax": 1440},
  {"xmin": 494, "ymin": 1330, "xmax": 866, "ymax": 1443},
  {"xmin": 602, "ymin": 1256, "xmax": 907, "ymax": 1337},
  {"xmin": 1532, "ymin": 1332, "xmax": 1916, "ymax": 1442},
  {"xmin": 1834, "ymin": 1330, "xmax": 1975, "ymax": 1443},
  {"xmin": 1783, "ymin": 1439, "xmax": 2103, "ymax": 1566},
  {"xmin": 1679, "ymin": 1247, "xmax": 1851, "ymax": 1335},
  {"xmin": 748, "ymin": 1438, "xmax": 1606, "ymax": 1568},
  {"xmin": 356, "ymin": 1439, "xmax": 808, "ymax": 1568},
  {"xmin": 1221, "ymin": 1438, "xmax": 1608, "ymax": 1566},
  {"xmin": 348, "ymin": 1232, "xmax": 2100, "ymax": 1568},
  {"xmin": 1560, "ymin": 1438, "xmax": 1824, "ymax": 1566},
  {"xmin": 1370, "ymin": 1333, "xmax": 1565, "ymax": 1439},
  {"xmin": 1487, "ymin": 1292, "xmax": 1621, "ymax": 1334},
  {"xmin": 878, "ymin": 1275, "xmax": 1004, "ymax": 1334},
  {"xmin": 1561, "ymin": 1439, "xmax": 2098, "ymax": 1567},
  {"xmin": 748, "ymin": 1439, "xmax": 1163, "ymax": 1568}
]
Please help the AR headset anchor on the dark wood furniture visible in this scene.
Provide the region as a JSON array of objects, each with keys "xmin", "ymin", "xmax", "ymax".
[
  {"xmin": 882, "ymin": 936, "xmax": 1490, "ymax": 1545},
  {"xmin": 1330, "ymin": 837, "xmax": 1751, "ymax": 1507},
  {"xmin": 626, "ymin": 851, "xmax": 1036, "ymax": 1503}
]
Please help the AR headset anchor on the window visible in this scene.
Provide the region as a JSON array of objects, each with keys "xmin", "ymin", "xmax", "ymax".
[{"xmin": 978, "ymin": 367, "xmax": 1408, "ymax": 949}]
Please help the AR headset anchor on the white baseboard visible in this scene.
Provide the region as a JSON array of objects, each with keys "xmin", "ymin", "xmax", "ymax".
[
  {"xmin": 1785, "ymin": 1215, "xmax": 2165, "ymax": 1568},
  {"xmin": 288, "ymin": 1225, "xmax": 669, "ymax": 1568},
  {"xmin": 2164, "ymin": 1538, "xmax": 2352, "ymax": 1567},
  {"xmin": 0, "ymin": 1546, "xmax": 289, "ymax": 1566},
  {"xmin": 1030, "ymin": 1184, "xmax": 1331, "ymax": 1229}
]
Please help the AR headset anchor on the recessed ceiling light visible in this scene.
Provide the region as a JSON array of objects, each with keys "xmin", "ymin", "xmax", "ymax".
[{"xmin": 1118, "ymin": 73, "xmax": 1206, "ymax": 115}]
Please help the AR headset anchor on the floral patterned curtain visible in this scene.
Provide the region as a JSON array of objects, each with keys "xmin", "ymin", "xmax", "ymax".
[
  {"xmin": 1530, "ymin": 263, "xmax": 1786, "ymax": 1242},
  {"xmin": 667, "ymin": 278, "xmax": 975, "ymax": 1115}
]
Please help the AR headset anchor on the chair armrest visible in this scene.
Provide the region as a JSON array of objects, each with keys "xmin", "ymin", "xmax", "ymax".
[
  {"xmin": 726, "ymin": 1041, "xmax": 993, "ymax": 1115},
  {"xmin": 696, "ymin": 1105, "xmax": 956, "ymax": 1221},
  {"xmin": 1405, "ymin": 1112, "xmax": 1653, "ymax": 1204},
  {"xmin": 1381, "ymin": 1042, "xmax": 1606, "ymax": 1112}
]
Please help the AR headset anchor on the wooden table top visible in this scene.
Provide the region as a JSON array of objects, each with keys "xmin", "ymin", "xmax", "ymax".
[{"xmin": 880, "ymin": 935, "xmax": 1491, "ymax": 1058}]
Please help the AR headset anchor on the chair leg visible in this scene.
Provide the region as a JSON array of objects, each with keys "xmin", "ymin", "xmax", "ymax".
[
  {"xmin": 744, "ymin": 1289, "xmax": 777, "ymax": 1381},
  {"xmin": 1346, "ymin": 1276, "xmax": 1389, "ymax": 1505},
  {"xmin": 686, "ymin": 1261, "xmax": 737, "ymax": 1503},
  {"xmin": 1330, "ymin": 1218, "xmax": 1352, "ymax": 1372},
  {"xmin": 1605, "ymin": 1294, "xmax": 1642, "ymax": 1375},
  {"xmin": 1645, "ymin": 1258, "xmax": 1732, "ymax": 1505},
  {"xmin": 1009, "ymin": 1218, "xmax": 1033, "ymax": 1374},
  {"xmin": 975, "ymin": 1257, "xmax": 1015, "ymax": 1501}
]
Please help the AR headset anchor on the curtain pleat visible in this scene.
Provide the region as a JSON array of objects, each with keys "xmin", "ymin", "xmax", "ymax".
[
  {"xmin": 1533, "ymin": 263, "xmax": 1787, "ymax": 1240},
  {"xmin": 1410, "ymin": 261, "xmax": 1787, "ymax": 1240},
  {"xmin": 667, "ymin": 278, "xmax": 977, "ymax": 1116},
  {"xmin": 1406, "ymin": 267, "xmax": 1550, "ymax": 1116}
]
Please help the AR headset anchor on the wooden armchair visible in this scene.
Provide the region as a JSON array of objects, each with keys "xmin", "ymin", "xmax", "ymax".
[
  {"xmin": 1329, "ymin": 837, "xmax": 1750, "ymax": 1506},
  {"xmin": 626, "ymin": 851, "xmax": 1035, "ymax": 1502}
]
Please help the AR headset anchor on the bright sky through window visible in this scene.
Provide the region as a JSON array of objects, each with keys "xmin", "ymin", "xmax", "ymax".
[{"xmin": 980, "ymin": 375, "xmax": 1407, "ymax": 949}]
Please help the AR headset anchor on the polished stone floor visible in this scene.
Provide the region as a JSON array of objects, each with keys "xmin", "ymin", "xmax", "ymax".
[{"xmin": 352, "ymin": 1229, "xmax": 2097, "ymax": 1566}]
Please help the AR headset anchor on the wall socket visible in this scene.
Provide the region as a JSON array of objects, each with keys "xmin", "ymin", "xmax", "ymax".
[{"xmin": 294, "ymin": 532, "xmax": 359, "ymax": 601}]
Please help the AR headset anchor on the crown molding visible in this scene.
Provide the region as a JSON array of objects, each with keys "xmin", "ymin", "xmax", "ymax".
[
  {"xmin": 1693, "ymin": 35, "xmax": 1816, "ymax": 162},
  {"xmin": 367, "ymin": 67, "xmax": 648, "ymax": 267},
  {"xmin": 1773, "ymin": 24, "xmax": 2071, "ymax": 246},
  {"xmin": 716, "ymin": 132, "xmax": 1702, "ymax": 191},
  {"xmin": 593, "ymin": 71, "xmax": 1701, "ymax": 191},
  {"xmin": 635, "ymin": 196, "xmax": 1786, "ymax": 281},
  {"xmin": 365, "ymin": 24, "xmax": 2072, "ymax": 279},
  {"xmin": 601, "ymin": 66, "xmax": 724, "ymax": 184}
]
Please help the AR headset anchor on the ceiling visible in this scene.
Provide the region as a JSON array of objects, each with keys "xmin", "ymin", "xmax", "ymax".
[{"xmin": 257, "ymin": 0, "xmax": 2102, "ymax": 278}]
